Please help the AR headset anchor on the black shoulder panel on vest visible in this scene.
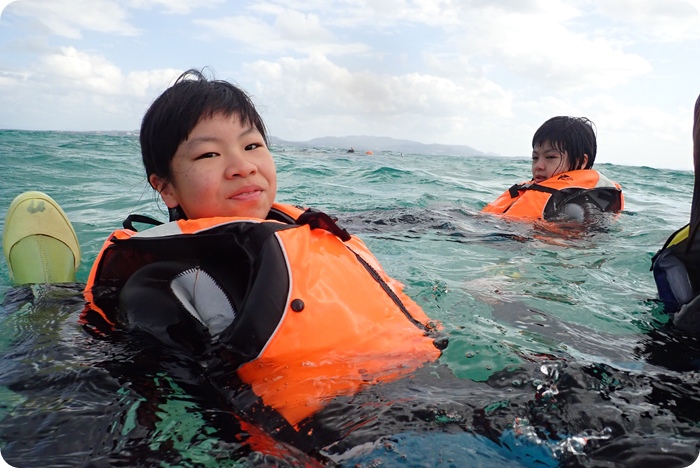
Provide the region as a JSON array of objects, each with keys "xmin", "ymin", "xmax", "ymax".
[
  {"xmin": 542, "ymin": 187, "xmax": 622, "ymax": 221},
  {"xmin": 217, "ymin": 227, "xmax": 291, "ymax": 362},
  {"xmin": 91, "ymin": 221, "xmax": 295, "ymax": 363}
]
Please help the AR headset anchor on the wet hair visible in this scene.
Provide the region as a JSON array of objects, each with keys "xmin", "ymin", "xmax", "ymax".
[
  {"xmin": 140, "ymin": 68, "xmax": 268, "ymax": 187},
  {"xmin": 532, "ymin": 116, "xmax": 596, "ymax": 171}
]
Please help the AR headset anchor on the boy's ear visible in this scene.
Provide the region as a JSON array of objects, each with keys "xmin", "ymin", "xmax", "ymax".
[
  {"xmin": 579, "ymin": 154, "xmax": 589, "ymax": 170},
  {"xmin": 149, "ymin": 174, "xmax": 179, "ymax": 208}
]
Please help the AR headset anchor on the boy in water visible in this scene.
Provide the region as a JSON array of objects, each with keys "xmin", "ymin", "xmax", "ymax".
[
  {"xmin": 4, "ymin": 69, "xmax": 442, "ymax": 430},
  {"xmin": 482, "ymin": 116, "xmax": 623, "ymax": 222}
]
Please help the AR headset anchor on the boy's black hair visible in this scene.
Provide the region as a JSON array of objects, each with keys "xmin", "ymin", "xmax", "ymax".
[
  {"xmin": 532, "ymin": 116, "xmax": 596, "ymax": 170},
  {"xmin": 140, "ymin": 68, "xmax": 268, "ymax": 187}
]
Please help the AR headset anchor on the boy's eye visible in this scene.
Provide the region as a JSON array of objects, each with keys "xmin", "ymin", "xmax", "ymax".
[
  {"xmin": 245, "ymin": 143, "xmax": 262, "ymax": 151},
  {"xmin": 195, "ymin": 152, "xmax": 218, "ymax": 160}
]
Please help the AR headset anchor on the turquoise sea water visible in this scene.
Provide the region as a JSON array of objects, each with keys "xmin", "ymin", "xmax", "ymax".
[{"xmin": 0, "ymin": 129, "xmax": 699, "ymax": 467}]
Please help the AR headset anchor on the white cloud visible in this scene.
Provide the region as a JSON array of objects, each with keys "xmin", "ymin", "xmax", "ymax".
[
  {"xmin": 247, "ymin": 54, "xmax": 508, "ymax": 116},
  {"xmin": 442, "ymin": 2, "xmax": 652, "ymax": 92},
  {"xmin": 249, "ymin": 0, "xmax": 471, "ymax": 29},
  {"xmin": 592, "ymin": 0, "xmax": 700, "ymax": 42},
  {"xmin": 1, "ymin": 46, "xmax": 180, "ymax": 99},
  {"xmin": 580, "ymin": 94, "xmax": 691, "ymax": 167},
  {"xmin": 3, "ymin": 0, "xmax": 226, "ymax": 39},
  {"xmin": 273, "ymin": 10, "xmax": 333, "ymax": 43},
  {"xmin": 7, "ymin": 0, "xmax": 140, "ymax": 38},
  {"xmin": 193, "ymin": 10, "xmax": 368, "ymax": 56},
  {"xmin": 0, "ymin": 46, "xmax": 182, "ymax": 130},
  {"xmin": 0, "ymin": 1, "xmax": 16, "ymax": 15},
  {"xmin": 213, "ymin": 1, "xmax": 653, "ymax": 94},
  {"xmin": 123, "ymin": 69, "xmax": 183, "ymax": 97},
  {"xmin": 127, "ymin": 0, "xmax": 224, "ymax": 15},
  {"xmin": 244, "ymin": 54, "xmax": 512, "ymax": 145},
  {"xmin": 337, "ymin": 0, "xmax": 465, "ymax": 28},
  {"xmin": 39, "ymin": 47, "xmax": 124, "ymax": 94}
]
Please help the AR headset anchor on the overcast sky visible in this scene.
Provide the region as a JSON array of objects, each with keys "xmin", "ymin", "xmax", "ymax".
[{"xmin": 1, "ymin": 0, "xmax": 699, "ymax": 170}]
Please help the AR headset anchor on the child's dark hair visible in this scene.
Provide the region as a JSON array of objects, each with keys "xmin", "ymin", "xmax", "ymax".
[
  {"xmin": 140, "ymin": 68, "xmax": 268, "ymax": 185},
  {"xmin": 532, "ymin": 116, "xmax": 596, "ymax": 170}
]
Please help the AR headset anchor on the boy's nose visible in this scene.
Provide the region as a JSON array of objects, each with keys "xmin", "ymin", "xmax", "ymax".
[{"xmin": 225, "ymin": 154, "xmax": 256, "ymax": 178}]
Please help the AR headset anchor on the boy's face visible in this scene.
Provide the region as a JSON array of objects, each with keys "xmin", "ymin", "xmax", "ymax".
[
  {"xmin": 152, "ymin": 113, "xmax": 277, "ymax": 220},
  {"xmin": 531, "ymin": 141, "xmax": 569, "ymax": 183}
]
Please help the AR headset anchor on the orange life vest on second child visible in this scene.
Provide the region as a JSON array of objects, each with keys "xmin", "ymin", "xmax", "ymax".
[
  {"xmin": 82, "ymin": 203, "xmax": 444, "ymax": 427},
  {"xmin": 481, "ymin": 169, "xmax": 624, "ymax": 221}
]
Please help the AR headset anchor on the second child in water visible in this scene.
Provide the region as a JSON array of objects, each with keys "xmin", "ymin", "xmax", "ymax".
[{"xmin": 482, "ymin": 116, "xmax": 624, "ymax": 222}]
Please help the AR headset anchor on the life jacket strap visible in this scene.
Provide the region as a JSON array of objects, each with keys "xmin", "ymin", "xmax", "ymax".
[
  {"xmin": 508, "ymin": 183, "xmax": 560, "ymax": 198},
  {"xmin": 122, "ymin": 214, "xmax": 163, "ymax": 231}
]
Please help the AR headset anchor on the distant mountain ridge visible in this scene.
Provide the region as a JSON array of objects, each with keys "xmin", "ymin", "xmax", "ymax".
[
  {"xmin": 269, "ymin": 135, "xmax": 495, "ymax": 157},
  {"xmin": 10, "ymin": 130, "xmax": 495, "ymax": 157}
]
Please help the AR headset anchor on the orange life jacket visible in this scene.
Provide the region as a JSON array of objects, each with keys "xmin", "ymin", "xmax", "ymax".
[
  {"xmin": 82, "ymin": 203, "xmax": 443, "ymax": 427},
  {"xmin": 482, "ymin": 170, "xmax": 624, "ymax": 221}
]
